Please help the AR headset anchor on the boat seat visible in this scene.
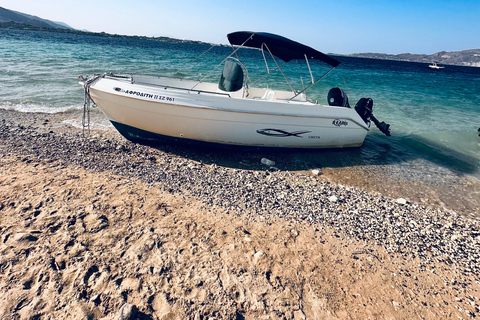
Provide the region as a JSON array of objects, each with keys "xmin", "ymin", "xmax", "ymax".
[
  {"xmin": 218, "ymin": 59, "xmax": 244, "ymax": 92},
  {"xmin": 260, "ymin": 89, "xmax": 275, "ymax": 101}
]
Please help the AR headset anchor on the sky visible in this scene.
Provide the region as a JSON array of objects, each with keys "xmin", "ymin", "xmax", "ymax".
[{"xmin": 1, "ymin": 0, "xmax": 479, "ymax": 54}]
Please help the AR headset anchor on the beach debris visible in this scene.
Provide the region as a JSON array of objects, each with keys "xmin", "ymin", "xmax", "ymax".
[
  {"xmin": 261, "ymin": 158, "xmax": 275, "ymax": 166},
  {"xmin": 311, "ymin": 169, "xmax": 321, "ymax": 176}
]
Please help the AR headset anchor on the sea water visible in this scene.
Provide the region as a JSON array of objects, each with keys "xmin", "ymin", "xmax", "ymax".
[{"xmin": 1, "ymin": 29, "xmax": 479, "ymax": 213}]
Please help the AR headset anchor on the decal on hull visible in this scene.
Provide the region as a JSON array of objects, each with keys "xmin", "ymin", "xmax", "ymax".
[
  {"xmin": 332, "ymin": 119, "xmax": 349, "ymax": 127},
  {"xmin": 256, "ymin": 128, "xmax": 311, "ymax": 138}
]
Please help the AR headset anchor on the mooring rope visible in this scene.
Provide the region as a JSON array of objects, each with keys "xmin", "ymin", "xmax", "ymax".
[
  {"xmin": 82, "ymin": 85, "xmax": 91, "ymax": 137},
  {"xmin": 80, "ymin": 74, "xmax": 103, "ymax": 137}
]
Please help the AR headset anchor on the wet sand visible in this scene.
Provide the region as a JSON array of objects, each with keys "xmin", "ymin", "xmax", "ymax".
[{"xmin": 1, "ymin": 109, "xmax": 480, "ymax": 319}]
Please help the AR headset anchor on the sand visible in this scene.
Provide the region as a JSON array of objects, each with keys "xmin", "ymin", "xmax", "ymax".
[{"xmin": 1, "ymin": 109, "xmax": 480, "ymax": 319}]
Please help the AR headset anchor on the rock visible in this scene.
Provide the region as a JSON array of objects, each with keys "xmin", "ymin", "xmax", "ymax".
[
  {"xmin": 74, "ymin": 302, "xmax": 94, "ymax": 320},
  {"xmin": 396, "ymin": 198, "xmax": 407, "ymax": 205},
  {"xmin": 34, "ymin": 201, "xmax": 43, "ymax": 209},
  {"xmin": 17, "ymin": 202, "xmax": 32, "ymax": 212},
  {"xmin": 392, "ymin": 300, "xmax": 401, "ymax": 310},
  {"xmin": 254, "ymin": 251, "xmax": 264, "ymax": 258},
  {"xmin": 14, "ymin": 233, "xmax": 38, "ymax": 242},
  {"xmin": 293, "ymin": 310, "xmax": 306, "ymax": 320},
  {"xmin": 90, "ymin": 294, "xmax": 101, "ymax": 305},
  {"xmin": 84, "ymin": 213, "xmax": 109, "ymax": 233},
  {"xmin": 118, "ymin": 303, "xmax": 137, "ymax": 320},
  {"xmin": 311, "ymin": 169, "xmax": 321, "ymax": 176},
  {"xmin": 328, "ymin": 195, "xmax": 338, "ymax": 202}
]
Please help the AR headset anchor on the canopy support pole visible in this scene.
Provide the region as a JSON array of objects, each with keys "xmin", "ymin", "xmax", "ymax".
[
  {"xmin": 289, "ymin": 66, "xmax": 337, "ymax": 101},
  {"xmin": 305, "ymin": 54, "xmax": 314, "ymax": 84},
  {"xmin": 191, "ymin": 34, "xmax": 255, "ymax": 90},
  {"xmin": 262, "ymin": 44, "xmax": 295, "ymax": 93}
]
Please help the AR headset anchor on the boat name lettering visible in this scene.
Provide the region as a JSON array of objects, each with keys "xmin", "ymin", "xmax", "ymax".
[
  {"xmin": 117, "ymin": 88, "xmax": 174, "ymax": 102},
  {"xmin": 332, "ymin": 119, "xmax": 348, "ymax": 127},
  {"xmin": 153, "ymin": 95, "xmax": 175, "ymax": 102},
  {"xmin": 308, "ymin": 135, "xmax": 321, "ymax": 139}
]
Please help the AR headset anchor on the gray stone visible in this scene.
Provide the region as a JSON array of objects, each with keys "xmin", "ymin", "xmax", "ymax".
[{"xmin": 118, "ymin": 303, "xmax": 137, "ymax": 320}]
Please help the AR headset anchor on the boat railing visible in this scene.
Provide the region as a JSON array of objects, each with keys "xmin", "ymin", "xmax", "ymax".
[
  {"xmin": 157, "ymin": 84, "xmax": 232, "ymax": 98},
  {"xmin": 106, "ymin": 73, "xmax": 233, "ymax": 98},
  {"xmin": 102, "ymin": 73, "xmax": 308, "ymax": 102}
]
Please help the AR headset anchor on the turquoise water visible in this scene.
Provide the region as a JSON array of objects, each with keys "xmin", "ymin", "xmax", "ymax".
[{"xmin": 1, "ymin": 29, "xmax": 479, "ymax": 190}]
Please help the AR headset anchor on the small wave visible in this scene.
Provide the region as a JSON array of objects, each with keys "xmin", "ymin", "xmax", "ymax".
[
  {"xmin": 62, "ymin": 119, "xmax": 113, "ymax": 130},
  {"xmin": 0, "ymin": 101, "xmax": 85, "ymax": 114}
]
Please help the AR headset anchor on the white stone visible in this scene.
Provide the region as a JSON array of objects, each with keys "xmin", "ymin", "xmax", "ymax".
[
  {"xmin": 392, "ymin": 301, "xmax": 401, "ymax": 310},
  {"xmin": 254, "ymin": 251, "xmax": 264, "ymax": 258},
  {"xmin": 451, "ymin": 234, "xmax": 460, "ymax": 241}
]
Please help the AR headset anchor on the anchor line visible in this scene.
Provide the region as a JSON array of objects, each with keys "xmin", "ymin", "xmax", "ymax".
[{"xmin": 80, "ymin": 74, "xmax": 102, "ymax": 137}]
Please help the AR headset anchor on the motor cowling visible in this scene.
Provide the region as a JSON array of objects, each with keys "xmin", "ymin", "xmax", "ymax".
[
  {"xmin": 354, "ymin": 97, "xmax": 373, "ymax": 123},
  {"xmin": 327, "ymin": 87, "xmax": 350, "ymax": 108}
]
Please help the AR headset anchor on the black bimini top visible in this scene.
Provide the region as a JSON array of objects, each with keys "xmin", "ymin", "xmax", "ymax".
[{"xmin": 227, "ymin": 31, "xmax": 340, "ymax": 67}]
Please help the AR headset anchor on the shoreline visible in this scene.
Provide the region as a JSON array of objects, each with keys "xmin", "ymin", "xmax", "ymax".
[
  {"xmin": 1, "ymin": 108, "xmax": 479, "ymax": 218},
  {"xmin": 1, "ymin": 108, "xmax": 480, "ymax": 318}
]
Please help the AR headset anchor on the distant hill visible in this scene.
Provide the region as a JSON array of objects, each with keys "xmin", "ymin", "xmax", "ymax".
[
  {"xmin": 346, "ymin": 49, "xmax": 480, "ymax": 68},
  {"xmin": 0, "ymin": 7, "xmax": 209, "ymax": 45},
  {"xmin": 0, "ymin": 6, "xmax": 73, "ymax": 30}
]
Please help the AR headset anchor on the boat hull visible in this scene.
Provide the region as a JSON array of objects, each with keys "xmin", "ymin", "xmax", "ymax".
[{"xmin": 87, "ymin": 75, "xmax": 370, "ymax": 149}]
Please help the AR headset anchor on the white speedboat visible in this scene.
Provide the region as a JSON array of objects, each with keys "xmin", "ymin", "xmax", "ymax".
[
  {"xmin": 429, "ymin": 62, "xmax": 444, "ymax": 69},
  {"xmin": 80, "ymin": 31, "xmax": 390, "ymax": 149}
]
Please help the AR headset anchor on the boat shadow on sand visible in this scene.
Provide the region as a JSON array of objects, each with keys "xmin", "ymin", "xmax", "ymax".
[{"xmin": 141, "ymin": 131, "xmax": 479, "ymax": 178}]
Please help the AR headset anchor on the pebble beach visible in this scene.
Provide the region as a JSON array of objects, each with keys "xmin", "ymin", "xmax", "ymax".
[{"xmin": 1, "ymin": 108, "xmax": 480, "ymax": 319}]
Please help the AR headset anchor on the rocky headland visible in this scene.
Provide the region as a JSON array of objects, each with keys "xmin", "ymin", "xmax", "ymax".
[{"xmin": 347, "ymin": 49, "xmax": 480, "ymax": 67}]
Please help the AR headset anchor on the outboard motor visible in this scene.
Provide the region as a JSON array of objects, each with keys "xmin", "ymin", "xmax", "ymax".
[
  {"xmin": 355, "ymin": 98, "xmax": 391, "ymax": 136},
  {"xmin": 355, "ymin": 97, "xmax": 373, "ymax": 123},
  {"xmin": 327, "ymin": 87, "xmax": 350, "ymax": 108},
  {"xmin": 218, "ymin": 59, "xmax": 244, "ymax": 92}
]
